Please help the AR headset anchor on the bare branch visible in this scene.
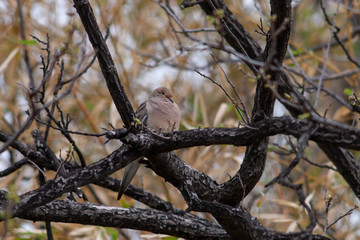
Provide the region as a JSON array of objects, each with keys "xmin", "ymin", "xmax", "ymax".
[{"xmin": 73, "ymin": 0, "xmax": 134, "ymax": 127}]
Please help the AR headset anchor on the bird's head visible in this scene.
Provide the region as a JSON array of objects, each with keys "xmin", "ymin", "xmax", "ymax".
[{"xmin": 152, "ymin": 87, "xmax": 174, "ymax": 103}]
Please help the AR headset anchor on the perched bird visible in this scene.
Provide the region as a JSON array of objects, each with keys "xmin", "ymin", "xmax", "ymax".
[{"xmin": 117, "ymin": 87, "xmax": 181, "ymax": 200}]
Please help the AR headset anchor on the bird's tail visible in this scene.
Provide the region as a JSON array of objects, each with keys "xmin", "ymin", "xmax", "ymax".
[{"xmin": 117, "ymin": 158, "xmax": 141, "ymax": 200}]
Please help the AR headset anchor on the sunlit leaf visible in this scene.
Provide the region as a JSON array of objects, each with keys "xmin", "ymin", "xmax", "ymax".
[
  {"xmin": 343, "ymin": 88, "xmax": 353, "ymax": 96},
  {"xmin": 17, "ymin": 39, "xmax": 37, "ymax": 45}
]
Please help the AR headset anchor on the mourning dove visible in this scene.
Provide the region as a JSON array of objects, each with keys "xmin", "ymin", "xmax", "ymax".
[{"xmin": 117, "ymin": 87, "xmax": 181, "ymax": 200}]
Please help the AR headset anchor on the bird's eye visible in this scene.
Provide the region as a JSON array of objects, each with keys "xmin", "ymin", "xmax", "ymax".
[{"xmin": 161, "ymin": 92, "xmax": 165, "ymax": 95}]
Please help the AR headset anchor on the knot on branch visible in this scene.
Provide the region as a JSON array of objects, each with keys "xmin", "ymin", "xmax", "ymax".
[
  {"xmin": 252, "ymin": 110, "xmax": 269, "ymax": 122},
  {"xmin": 105, "ymin": 128, "xmax": 129, "ymax": 140}
]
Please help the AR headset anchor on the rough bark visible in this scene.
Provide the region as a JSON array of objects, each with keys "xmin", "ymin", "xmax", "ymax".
[
  {"xmin": 0, "ymin": 0, "xmax": 357, "ymax": 239},
  {"xmin": 73, "ymin": 0, "xmax": 134, "ymax": 127},
  {"xmin": 20, "ymin": 200, "xmax": 230, "ymax": 240}
]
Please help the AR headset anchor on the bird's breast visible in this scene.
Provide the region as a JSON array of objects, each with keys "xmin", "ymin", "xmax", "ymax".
[{"xmin": 146, "ymin": 98, "xmax": 181, "ymax": 132}]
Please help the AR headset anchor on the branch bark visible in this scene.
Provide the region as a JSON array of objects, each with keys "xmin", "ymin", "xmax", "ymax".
[
  {"xmin": 73, "ymin": 0, "xmax": 134, "ymax": 127},
  {"xmin": 0, "ymin": 144, "xmax": 140, "ymax": 219},
  {"xmin": 1, "ymin": 0, "xmax": 357, "ymax": 239},
  {"xmin": 182, "ymin": 0, "xmax": 360, "ymax": 205},
  {"xmin": 19, "ymin": 200, "xmax": 230, "ymax": 240}
]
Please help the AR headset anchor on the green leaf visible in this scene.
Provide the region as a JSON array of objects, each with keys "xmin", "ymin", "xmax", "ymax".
[
  {"xmin": 284, "ymin": 93, "xmax": 292, "ymax": 100},
  {"xmin": 216, "ymin": 9, "xmax": 225, "ymax": 18},
  {"xmin": 248, "ymin": 77, "xmax": 256, "ymax": 83},
  {"xmin": 298, "ymin": 112, "xmax": 310, "ymax": 119},
  {"xmin": 105, "ymin": 227, "xmax": 118, "ymax": 240},
  {"xmin": 287, "ymin": 63, "xmax": 295, "ymax": 67},
  {"xmin": 120, "ymin": 198, "xmax": 133, "ymax": 208},
  {"xmin": 292, "ymin": 48, "xmax": 305, "ymax": 56},
  {"xmin": 206, "ymin": 15, "xmax": 215, "ymax": 24},
  {"xmin": 17, "ymin": 39, "xmax": 37, "ymax": 46},
  {"xmin": 292, "ymin": 50, "xmax": 299, "ymax": 56},
  {"xmin": 267, "ymin": 144, "xmax": 276, "ymax": 152},
  {"xmin": 7, "ymin": 184, "xmax": 21, "ymax": 204},
  {"xmin": 344, "ymin": 88, "xmax": 353, "ymax": 96}
]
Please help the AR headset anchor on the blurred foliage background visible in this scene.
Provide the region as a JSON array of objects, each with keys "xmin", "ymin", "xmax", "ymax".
[{"xmin": 0, "ymin": 0, "xmax": 359, "ymax": 239}]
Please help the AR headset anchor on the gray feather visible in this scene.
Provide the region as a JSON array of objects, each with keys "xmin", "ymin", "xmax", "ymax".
[{"xmin": 117, "ymin": 158, "xmax": 141, "ymax": 200}]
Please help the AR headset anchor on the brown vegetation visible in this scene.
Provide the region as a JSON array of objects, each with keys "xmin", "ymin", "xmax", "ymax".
[{"xmin": 0, "ymin": 0, "xmax": 359, "ymax": 239}]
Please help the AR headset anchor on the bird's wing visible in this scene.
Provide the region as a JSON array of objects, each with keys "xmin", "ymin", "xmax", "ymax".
[
  {"xmin": 117, "ymin": 101, "xmax": 148, "ymax": 200},
  {"xmin": 135, "ymin": 100, "xmax": 148, "ymax": 125}
]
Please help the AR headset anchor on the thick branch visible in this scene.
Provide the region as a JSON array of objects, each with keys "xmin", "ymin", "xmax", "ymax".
[
  {"xmin": 2, "ymin": 113, "xmax": 360, "ymax": 214},
  {"xmin": 196, "ymin": 0, "xmax": 262, "ymax": 69},
  {"xmin": 18, "ymin": 200, "xmax": 230, "ymax": 240},
  {"xmin": 96, "ymin": 177, "xmax": 186, "ymax": 214},
  {"xmin": 3, "ymin": 112, "xmax": 360, "ymax": 219},
  {"xmin": 112, "ymin": 116, "xmax": 360, "ymax": 152},
  {"xmin": 72, "ymin": 0, "xmax": 134, "ymax": 127},
  {"xmin": 318, "ymin": 143, "xmax": 360, "ymax": 199},
  {"xmin": 0, "ymin": 145, "xmax": 140, "ymax": 219}
]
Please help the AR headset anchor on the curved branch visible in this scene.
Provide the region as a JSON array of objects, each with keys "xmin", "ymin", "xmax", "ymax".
[{"xmin": 0, "ymin": 145, "xmax": 140, "ymax": 219}]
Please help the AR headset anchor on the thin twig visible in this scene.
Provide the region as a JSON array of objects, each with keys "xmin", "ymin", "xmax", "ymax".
[
  {"xmin": 320, "ymin": 0, "xmax": 360, "ymax": 68},
  {"xmin": 327, "ymin": 205, "xmax": 358, "ymax": 230},
  {"xmin": 210, "ymin": 53, "xmax": 250, "ymax": 123},
  {"xmin": 314, "ymin": 0, "xmax": 340, "ymax": 109},
  {"xmin": 302, "ymin": 157, "xmax": 338, "ymax": 171},
  {"xmin": 0, "ymin": 69, "xmax": 80, "ymax": 154},
  {"xmin": 16, "ymin": 0, "xmax": 35, "ymax": 90},
  {"xmin": 0, "ymin": 158, "xmax": 28, "ymax": 177},
  {"xmin": 322, "ymin": 189, "xmax": 332, "ymax": 236},
  {"xmin": 35, "ymin": 117, "xmax": 106, "ymax": 137},
  {"xmin": 26, "ymin": 159, "xmax": 49, "ymax": 181},
  {"xmin": 265, "ymin": 123, "xmax": 315, "ymax": 188},
  {"xmin": 195, "ymin": 70, "xmax": 251, "ymax": 127}
]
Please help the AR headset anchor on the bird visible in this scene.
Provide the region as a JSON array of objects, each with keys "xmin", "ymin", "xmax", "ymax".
[{"xmin": 117, "ymin": 87, "xmax": 181, "ymax": 200}]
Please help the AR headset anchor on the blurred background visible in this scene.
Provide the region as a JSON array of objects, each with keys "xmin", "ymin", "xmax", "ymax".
[{"xmin": 0, "ymin": 0, "xmax": 359, "ymax": 239}]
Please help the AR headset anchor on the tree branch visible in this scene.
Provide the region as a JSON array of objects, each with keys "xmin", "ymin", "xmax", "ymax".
[
  {"xmin": 18, "ymin": 200, "xmax": 230, "ymax": 240},
  {"xmin": 72, "ymin": 0, "xmax": 134, "ymax": 128},
  {"xmin": 0, "ymin": 144, "xmax": 140, "ymax": 219}
]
